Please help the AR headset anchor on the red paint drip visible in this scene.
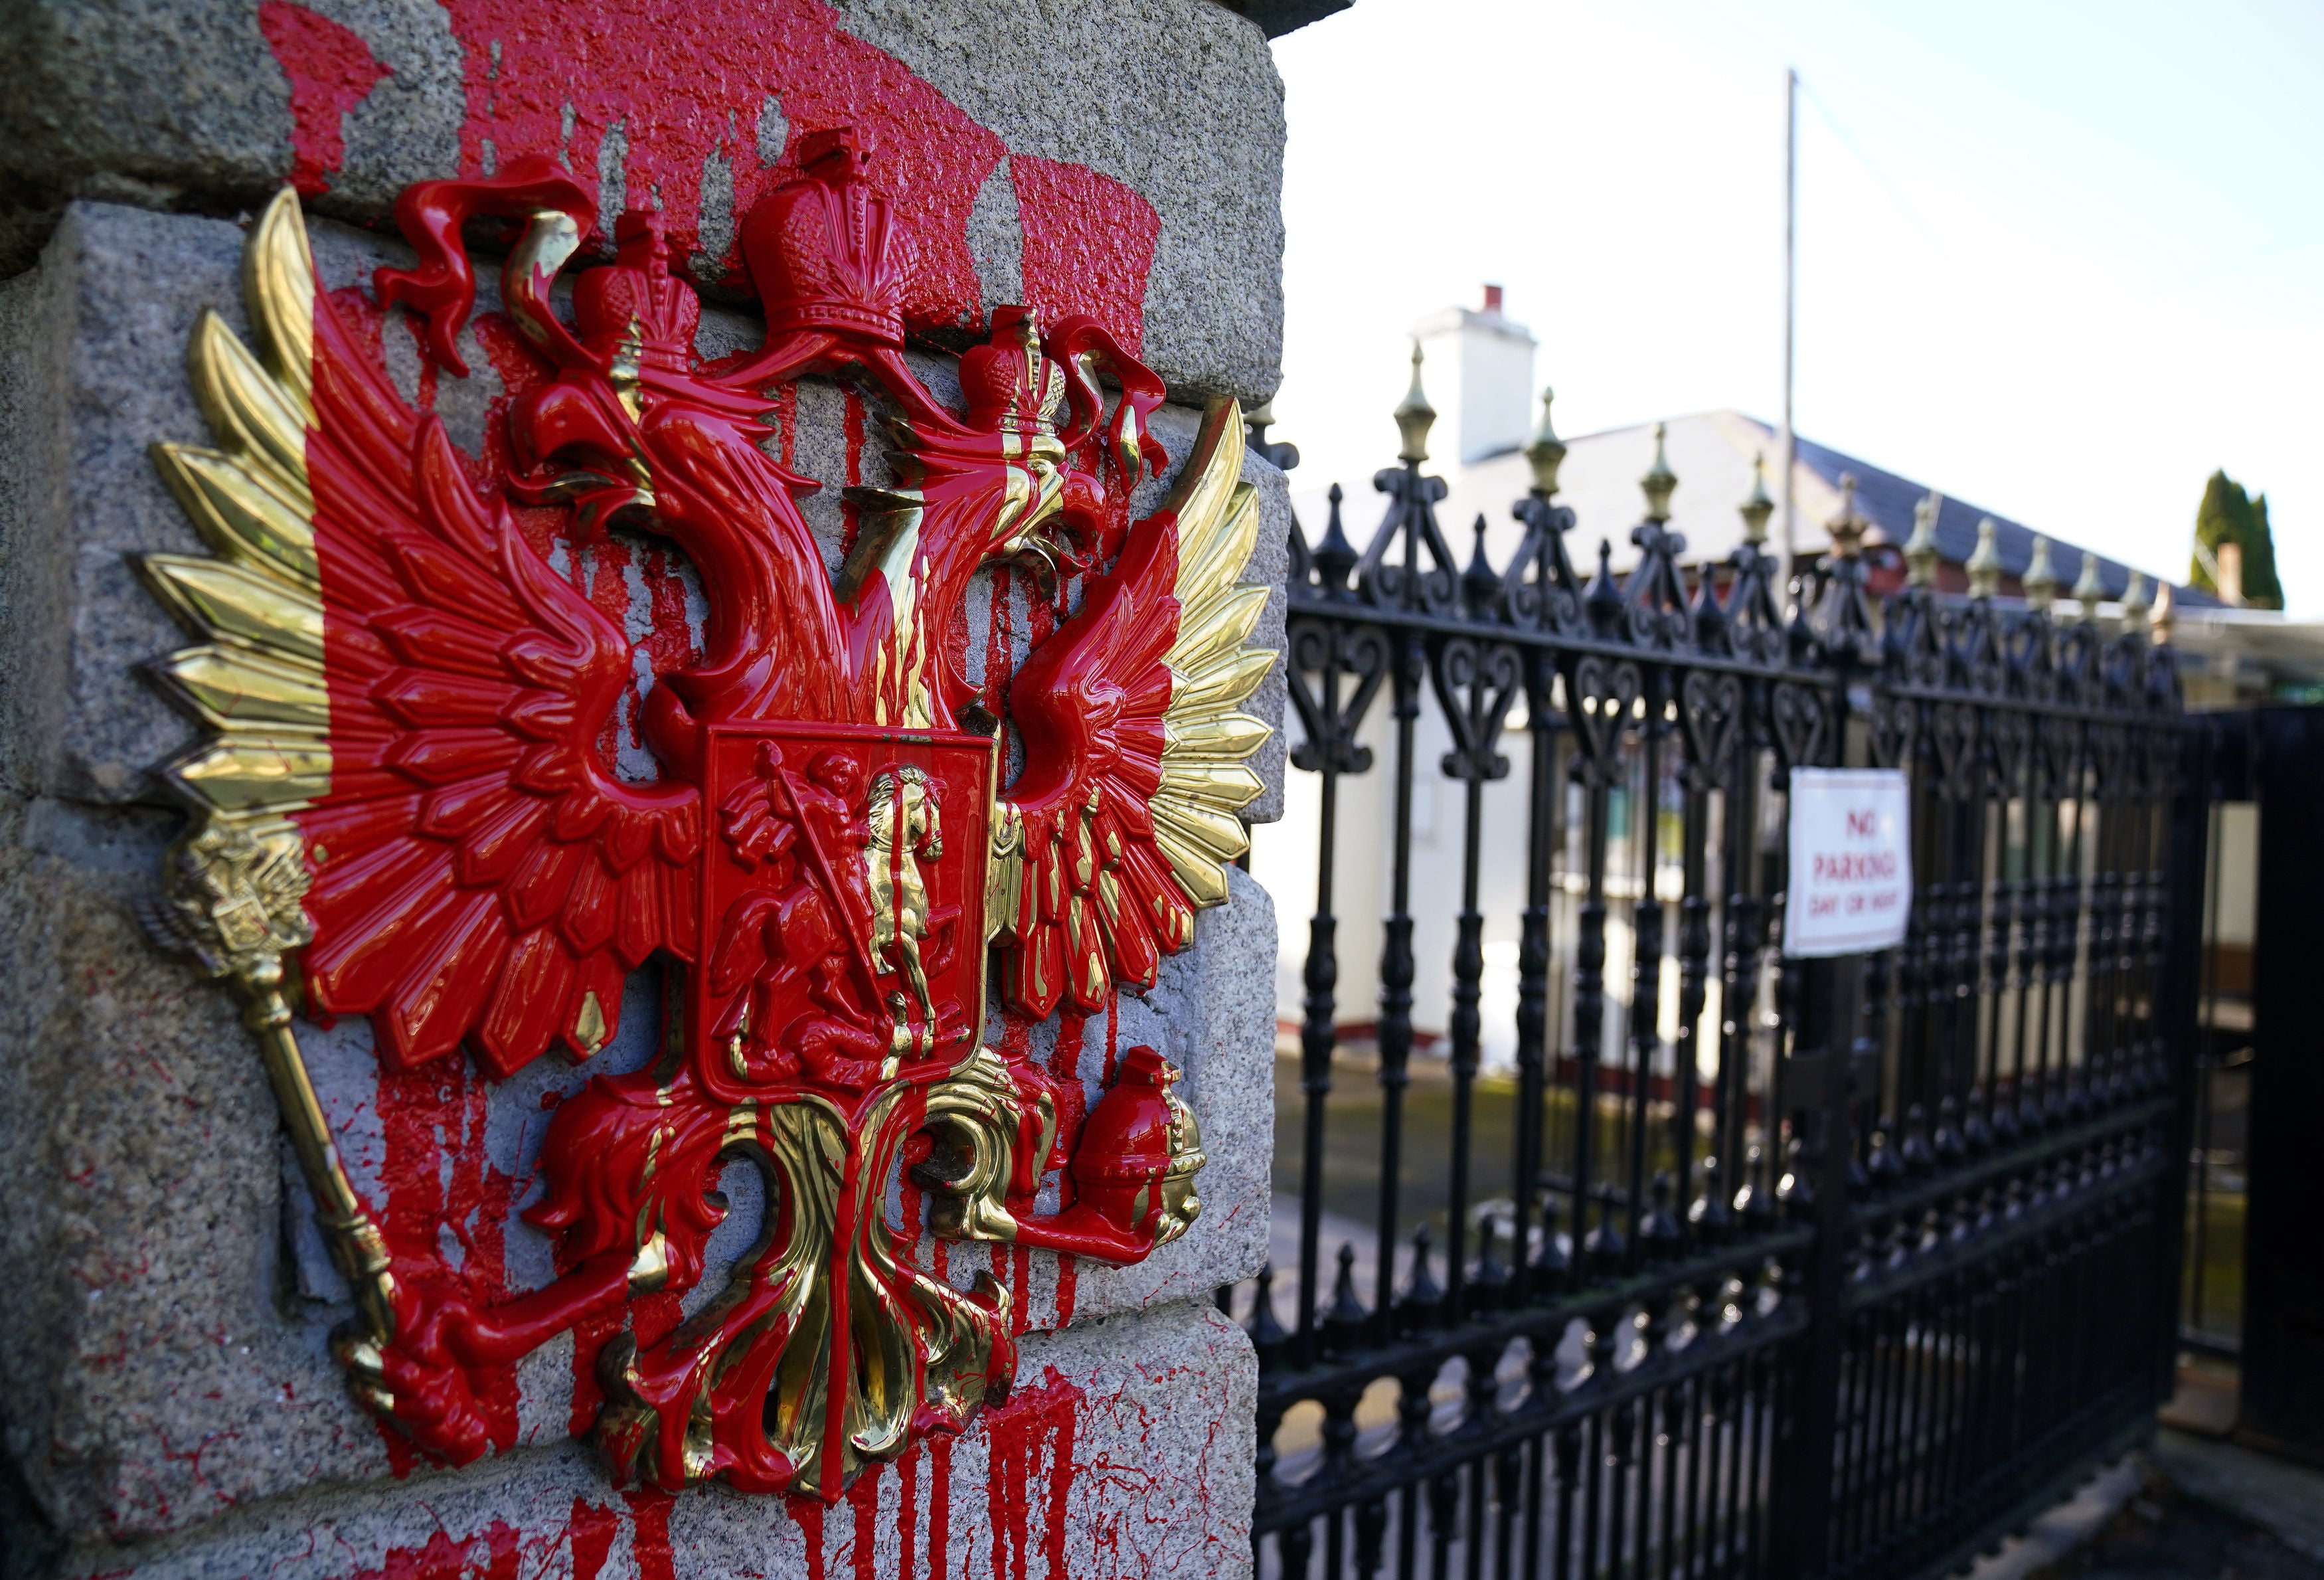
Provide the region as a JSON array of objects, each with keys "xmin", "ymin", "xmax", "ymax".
[
  {"xmin": 839, "ymin": 387, "xmax": 867, "ymax": 558},
  {"xmin": 980, "ymin": 1369, "xmax": 1084, "ymax": 1580},
  {"xmin": 789, "ymin": 1495, "xmax": 829, "ymax": 1580},
  {"xmin": 622, "ymin": 1488, "xmax": 678, "ymax": 1580},
  {"xmin": 930, "ymin": 1436, "xmax": 954, "ymax": 1580},
  {"xmin": 439, "ymin": 0, "xmax": 1000, "ymax": 322},
  {"xmin": 848, "ymin": 1460, "xmax": 883, "ymax": 1580},
  {"xmin": 258, "ymin": 1, "xmax": 388, "ymax": 198},
  {"xmin": 1103, "ymin": 992, "xmax": 1119, "ymax": 1086},
  {"xmin": 345, "ymin": 1528, "xmax": 477, "ymax": 1580},
  {"xmin": 435, "ymin": 0, "xmax": 1155, "ymax": 335},
  {"xmin": 374, "ymin": 1057, "xmax": 521, "ymax": 1454},
  {"xmin": 898, "ymin": 1444, "xmax": 920, "ymax": 1580},
  {"xmin": 1053, "ymin": 1253, "xmax": 1077, "ymax": 1328},
  {"xmin": 776, "ymin": 383, "xmax": 800, "ymax": 472},
  {"xmin": 1010, "ymin": 153, "xmax": 1160, "ymax": 357},
  {"xmin": 569, "ymin": 1499, "xmax": 621, "ymax": 1580}
]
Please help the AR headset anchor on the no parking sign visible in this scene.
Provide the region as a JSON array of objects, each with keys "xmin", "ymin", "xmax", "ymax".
[{"xmin": 1784, "ymin": 768, "xmax": 1912, "ymax": 957}]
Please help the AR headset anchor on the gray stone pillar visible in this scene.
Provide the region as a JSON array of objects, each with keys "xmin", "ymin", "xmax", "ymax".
[{"xmin": 0, "ymin": 5, "xmax": 1286, "ymax": 1575}]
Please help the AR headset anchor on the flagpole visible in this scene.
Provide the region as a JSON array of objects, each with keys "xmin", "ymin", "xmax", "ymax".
[{"xmin": 1780, "ymin": 66, "xmax": 1798, "ymax": 610}]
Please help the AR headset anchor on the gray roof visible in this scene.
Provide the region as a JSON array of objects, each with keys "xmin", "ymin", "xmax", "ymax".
[{"xmin": 1784, "ymin": 425, "xmax": 2218, "ymax": 607}]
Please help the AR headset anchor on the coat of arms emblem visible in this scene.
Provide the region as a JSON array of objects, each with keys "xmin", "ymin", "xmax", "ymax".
[{"xmin": 134, "ymin": 128, "xmax": 1270, "ymax": 1498}]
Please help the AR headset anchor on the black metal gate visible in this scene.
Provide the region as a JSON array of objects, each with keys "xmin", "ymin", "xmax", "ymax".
[{"xmin": 1226, "ymin": 410, "xmax": 2206, "ymax": 1580}]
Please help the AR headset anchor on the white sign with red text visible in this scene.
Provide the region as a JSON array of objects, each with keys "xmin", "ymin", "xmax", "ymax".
[{"xmin": 1785, "ymin": 768, "xmax": 1912, "ymax": 957}]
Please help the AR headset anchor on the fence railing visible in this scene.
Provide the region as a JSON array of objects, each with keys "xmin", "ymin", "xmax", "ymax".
[{"xmin": 1226, "ymin": 385, "xmax": 2204, "ymax": 1580}]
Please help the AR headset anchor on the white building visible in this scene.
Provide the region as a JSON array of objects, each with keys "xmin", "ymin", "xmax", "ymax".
[{"xmin": 1254, "ymin": 288, "xmax": 2212, "ymax": 1069}]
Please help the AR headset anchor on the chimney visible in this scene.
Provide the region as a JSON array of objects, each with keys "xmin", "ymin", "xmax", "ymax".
[
  {"xmin": 2218, "ymin": 540, "xmax": 2245, "ymax": 606},
  {"xmin": 1410, "ymin": 284, "xmax": 1537, "ymax": 467}
]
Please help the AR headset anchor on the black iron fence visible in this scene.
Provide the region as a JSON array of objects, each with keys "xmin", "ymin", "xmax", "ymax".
[{"xmin": 1225, "ymin": 397, "xmax": 2204, "ymax": 1580}]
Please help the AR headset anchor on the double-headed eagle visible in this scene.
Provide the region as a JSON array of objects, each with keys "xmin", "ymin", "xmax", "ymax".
[{"xmin": 136, "ymin": 127, "xmax": 1270, "ymax": 1498}]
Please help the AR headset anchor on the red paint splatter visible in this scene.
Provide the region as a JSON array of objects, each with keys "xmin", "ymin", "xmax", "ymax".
[
  {"xmin": 981, "ymin": 1369, "xmax": 1084, "ymax": 1580},
  {"xmin": 374, "ymin": 1057, "xmax": 521, "ymax": 1457},
  {"xmin": 434, "ymin": 0, "xmax": 1153, "ymax": 343},
  {"xmin": 1010, "ymin": 155, "xmax": 1160, "ymax": 356},
  {"xmin": 622, "ymin": 1488, "xmax": 678, "ymax": 1580},
  {"xmin": 569, "ymin": 1499, "xmax": 621, "ymax": 1579},
  {"xmin": 848, "ymin": 1460, "xmax": 883, "ymax": 1580},
  {"xmin": 258, "ymin": 1, "xmax": 389, "ymax": 198}
]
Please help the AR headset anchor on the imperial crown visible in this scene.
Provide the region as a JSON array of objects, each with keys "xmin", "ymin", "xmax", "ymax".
[{"xmin": 744, "ymin": 126, "xmax": 910, "ymax": 345}]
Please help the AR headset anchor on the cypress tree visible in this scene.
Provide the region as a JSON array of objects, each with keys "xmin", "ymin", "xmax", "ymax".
[{"xmin": 2191, "ymin": 469, "xmax": 2283, "ymax": 608}]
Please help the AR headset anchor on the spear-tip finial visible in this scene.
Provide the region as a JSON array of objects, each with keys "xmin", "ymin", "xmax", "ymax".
[
  {"xmin": 1967, "ymin": 517, "xmax": 2003, "ymax": 600},
  {"xmin": 2073, "ymin": 550, "xmax": 2107, "ymax": 621},
  {"xmin": 1827, "ymin": 472, "xmax": 1868, "ymax": 561},
  {"xmin": 1905, "ymin": 491, "xmax": 1944, "ymax": 587},
  {"xmin": 1394, "ymin": 339, "xmax": 1435, "ymax": 466},
  {"xmin": 2024, "ymin": 534, "xmax": 2058, "ymax": 613},
  {"xmin": 1524, "ymin": 386, "xmax": 1566, "ymax": 497},
  {"xmin": 1739, "ymin": 452, "xmax": 1774, "ymax": 546},
  {"xmin": 2121, "ymin": 570, "xmax": 2152, "ymax": 633},
  {"xmin": 2151, "ymin": 578, "xmax": 2175, "ymax": 643},
  {"xmin": 1640, "ymin": 421, "xmax": 1677, "ymax": 523}
]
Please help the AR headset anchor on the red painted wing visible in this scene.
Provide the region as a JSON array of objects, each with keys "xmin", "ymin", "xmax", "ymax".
[
  {"xmin": 1001, "ymin": 400, "xmax": 1272, "ymax": 1017},
  {"xmin": 293, "ymin": 280, "xmax": 701, "ymax": 1075}
]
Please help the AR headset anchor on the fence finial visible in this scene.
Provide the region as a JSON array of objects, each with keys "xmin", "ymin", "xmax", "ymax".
[
  {"xmin": 1827, "ymin": 472, "xmax": 1867, "ymax": 559},
  {"xmin": 2121, "ymin": 570, "xmax": 2152, "ymax": 634},
  {"xmin": 2024, "ymin": 535, "xmax": 2058, "ymax": 613},
  {"xmin": 2151, "ymin": 578, "xmax": 2175, "ymax": 643},
  {"xmin": 1394, "ymin": 339, "xmax": 1435, "ymax": 465},
  {"xmin": 1640, "ymin": 421, "xmax": 1677, "ymax": 523},
  {"xmin": 1524, "ymin": 386, "xmax": 1566, "ymax": 497},
  {"xmin": 1967, "ymin": 517, "xmax": 2002, "ymax": 600},
  {"xmin": 1905, "ymin": 492, "xmax": 1942, "ymax": 587},
  {"xmin": 1739, "ymin": 452, "xmax": 1774, "ymax": 545},
  {"xmin": 2074, "ymin": 550, "xmax": 2106, "ymax": 621}
]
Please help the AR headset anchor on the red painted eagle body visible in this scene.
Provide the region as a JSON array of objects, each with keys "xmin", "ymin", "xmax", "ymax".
[{"xmin": 138, "ymin": 132, "xmax": 1270, "ymax": 1496}]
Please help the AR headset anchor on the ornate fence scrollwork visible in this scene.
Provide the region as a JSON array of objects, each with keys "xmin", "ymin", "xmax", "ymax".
[{"xmin": 1238, "ymin": 361, "xmax": 2199, "ymax": 1580}]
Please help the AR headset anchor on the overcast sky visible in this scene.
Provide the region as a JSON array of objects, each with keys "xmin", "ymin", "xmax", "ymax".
[{"xmin": 1268, "ymin": 0, "xmax": 2324, "ymax": 609}]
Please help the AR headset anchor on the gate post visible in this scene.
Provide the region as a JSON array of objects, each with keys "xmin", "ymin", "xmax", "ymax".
[
  {"xmin": 0, "ymin": 5, "xmax": 1298, "ymax": 1575},
  {"xmin": 1776, "ymin": 950, "xmax": 1870, "ymax": 1578}
]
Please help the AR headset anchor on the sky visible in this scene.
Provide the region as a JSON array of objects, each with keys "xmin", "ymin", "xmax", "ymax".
[{"xmin": 1266, "ymin": 0, "xmax": 2324, "ymax": 610}]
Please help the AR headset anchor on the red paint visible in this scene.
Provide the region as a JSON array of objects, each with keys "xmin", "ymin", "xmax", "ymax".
[
  {"xmin": 428, "ymin": 0, "xmax": 1154, "ymax": 343},
  {"xmin": 896, "ymin": 1443, "xmax": 920, "ymax": 1579},
  {"xmin": 979, "ymin": 1369, "xmax": 1084, "ymax": 1580},
  {"xmin": 622, "ymin": 1489, "xmax": 679, "ymax": 1580},
  {"xmin": 929, "ymin": 1437, "xmax": 954, "ymax": 1580},
  {"xmin": 568, "ymin": 1499, "xmax": 621, "ymax": 1579},
  {"xmin": 847, "ymin": 1460, "xmax": 884, "ymax": 1580},
  {"xmin": 258, "ymin": 1, "xmax": 388, "ymax": 198},
  {"xmin": 789, "ymin": 1495, "xmax": 828, "ymax": 1580},
  {"xmin": 1011, "ymin": 155, "xmax": 1159, "ymax": 357},
  {"xmin": 343, "ymin": 1528, "xmax": 476, "ymax": 1580},
  {"xmin": 839, "ymin": 387, "xmax": 868, "ymax": 557},
  {"xmin": 272, "ymin": 129, "xmax": 1199, "ymax": 1493}
]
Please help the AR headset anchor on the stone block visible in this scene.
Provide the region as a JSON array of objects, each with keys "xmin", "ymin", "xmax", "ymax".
[
  {"xmin": 0, "ymin": 0, "xmax": 1284, "ymax": 406},
  {"xmin": 33, "ymin": 1301, "xmax": 1256, "ymax": 1580}
]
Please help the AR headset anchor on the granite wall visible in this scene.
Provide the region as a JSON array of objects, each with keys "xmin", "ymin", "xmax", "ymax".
[{"xmin": 0, "ymin": 2, "xmax": 1290, "ymax": 1574}]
